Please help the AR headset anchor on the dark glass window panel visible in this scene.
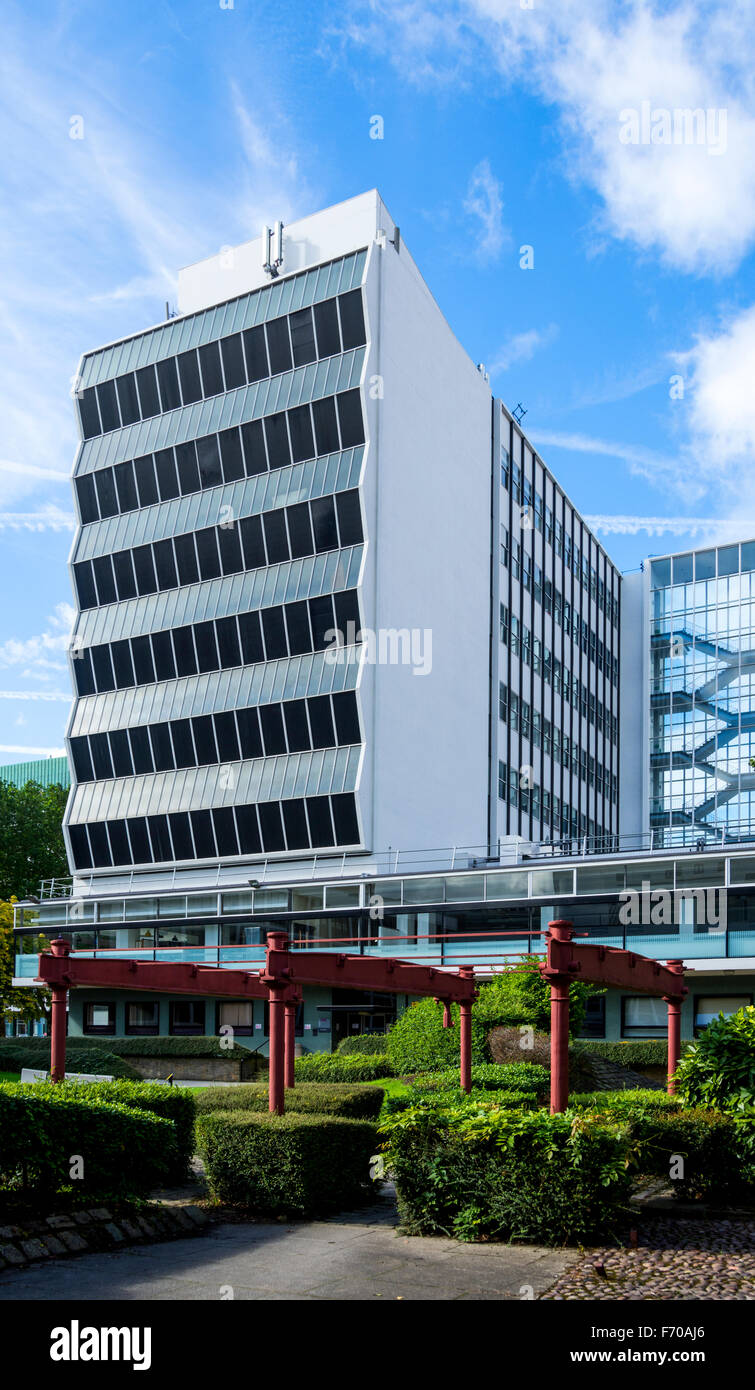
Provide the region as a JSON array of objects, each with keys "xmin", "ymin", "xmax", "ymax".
[
  {"xmin": 116, "ymin": 373, "xmax": 140, "ymax": 427},
  {"xmin": 259, "ymin": 801, "xmax": 285, "ymax": 852},
  {"xmin": 335, "ymin": 489, "xmax": 363, "ymax": 546},
  {"xmin": 112, "ymin": 550, "xmax": 137, "ymax": 601},
  {"xmin": 284, "ymin": 600, "xmax": 312, "ymax": 655},
  {"xmin": 76, "ymin": 473, "xmax": 99, "ymax": 524},
  {"xmin": 235, "ymin": 803, "xmax": 261, "ymax": 853},
  {"xmin": 174, "ymin": 533, "xmax": 199, "ymax": 585},
  {"xmin": 73, "ymin": 649, "xmax": 96, "ymax": 697},
  {"xmin": 154, "ymin": 447, "xmax": 179, "ymax": 501},
  {"xmin": 261, "ymin": 606, "xmax": 288, "ymax": 660},
  {"xmin": 88, "ymin": 733, "xmax": 113, "ymax": 782},
  {"xmin": 134, "ymin": 455, "xmax": 158, "ymax": 507},
  {"xmin": 194, "ymin": 620, "xmax": 219, "ymax": 673},
  {"xmin": 196, "ymin": 434, "xmax": 223, "ymax": 488},
  {"xmin": 69, "ymin": 824, "xmax": 92, "ymax": 869},
  {"xmin": 177, "ymin": 349, "xmax": 202, "ymax": 404},
  {"xmin": 107, "ymin": 820, "xmax": 132, "ymax": 867},
  {"xmin": 151, "ymin": 629, "xmax": 176, "ymax": 683},
  {"xmin": 169, "ymin": 999, "xmax": 205, "ymax": 1034},
  {"xmin": 153, "ymin": 538, "xmax": 178, "ymax": 591},
  {"xmin": 216, "ymin": 615, "xmax": 241, "ymax": 669},
  {"xmin": 94, "ymin": 467, "xmax": 119, "ymax": 519},
  {"xmin": 70, "ymin": 736, "xmax": 93, "ymax": 783},
  {"xmin": 282, "ymin": 799, "xmax": 309, "ymax": 850},
  {"xmin": 218, "ymin": 523, "xmax": 243, "ymax": 575},
  {"xmin": 313, "ymin": 298, "xmax": 341, "ymax": 358},
  {"xmin": 168, "ymin": 812, "xmax": 194, "ymax": 862},
  {"xmin": 310, "ymin": 495, "xmax": 338, "ymax": 551},
  {"xmin": 78, "ymin": 387, "xmax": 101, "ymax": 439},
  {"xmin": 262, "ymin": 508, "xmax": 289, "ymax": 564},
  {"xmin": 135, "ymin": 365, "xmax": 160, "ymax": 419},
  {"xmin": 338, "ymin": 290, "xmax": 366, "ymax": 349},
  {"xmin": 88, "ymin": 821, "xmax": 112, "ymax": 868},
  {"xmin": 220, "ymin": 333, "xmax": 246, "ymax": 390},
  {"xmin": 198, "ymin": 341, "xmax": 223, "ymax": 398},
  {"xmin": 109, "ymin": 728, "xmax": 133, "ymax": 779},
  {"xmin": 96, "ymin": 379, "xmax": 120, "ymax": 433},
  {"xmin": 113, "ymin": 459, "xmax": 138, "ymax": 513},
  {"xmin": 309, "ymin": 594, "xmax": 336, "ymax": 649},
  {"xmin": 149, "ymin": 721, "xmax": 174, "ymax": 772},
  {"xmin": 286, "ymin": 502, "xmax": 314, "ymax": 559},
  {"xmin": 170, "ymin": 719, "xmax": 195, "ymax": 769},
  {"xmin": 240, "ymin": 514, "xmax": 265, "ymax": 568},
  {"xmin": 91, "ymin": 645, "xmax": 115, "ymax": 692},
  {"xmin": 189, "ymin": 809, "xmax": 216, "ymax": 859},
  {"xmin": 312, "ymin": 397, "xmax": 339, "ymax": 455},
  {"xmin": 242, "ymin": 325, "xmax": 269, "ymax": 382},
  {"xmin": 147, "ymin": 814, "xmax": 172, "ymax": 863},
  {"xmin": 212, "ymin": 806, "xmax": 239, "ymax": 857},
  {"xmin": 126, "ymin": 816, "xmax": 152, "ymax": 866},
  {"xmin": 289, "ymin": 307, "xmax": 317, "ymax": 366},
  {"xmin": 259, "ymin": 703, "xmax": 286, "ymax": 755},
  {"xmin": 156, "ymin": 356, "xmax": 181, "ymax": 412},
  {"xmin": 74, "ymin": 561, "xmax": 97, "ymax": 610},
  {"xmin": 306, "ymin": 795, "xmax": 335, "ymax": 848},
  {"xmin": 173, "ymin": 625, "xmax": 197, "ymax": 677},
  {"xmin": 238, "ymin": 610, "xmax": 264, "ymax": 665},
  {"xmin": 128, "ymin": 724, "xmax": 153, "ymax": 775},
  {"xmin": 336, "ymin": 390, "xmax": 365, "ymax": 447},
  {"xmin": 131, "ymin": 544, "xmax": 157, "ymax": 596},
  {"xmin": 331, "ymin": 792, "xmax": 360, "ymax": 846},
  {"xmin": 196, "ymin": 526, "xmax": 221, "ymax": 580},
  {"xmin": 131, "ymin": 635, "xmax": 156, "ymax": 685},
  {"xmin": 175, "ymin": 441, "xmax": 200, "ymax": 495},
  {"xmin": 111, "ymin": 639, "xmax": 135, "ymax": 689},
  {"xmin": 264, "ymin": 412, "xmax": 291, "ymax": 470},
  {"xmin": 265, "ymin": 316, "xmax": 293, "ymax": 375},
  {"xmin": 191, "ymin": 714, "xmax": 217, "ymax": 763},
  {"xmin": 213, "ymin": 710, "xmax": 240, "ymax": 762},
  {"xmin": 219, "ymin": 426, "xmax": 244, "ymax": 482},
  {"xmin": 332, "ymin": 690, "xmax": 361, "ymax": 744},
  {"xmin": 288, "ymin": 404, "xmax": 315, "ymax": 462},
  {"xmin": 236, "ymin": 706, "xmax": 262, "ymax": 760},
  {"xmin": 283, "ymin": 699, "xmax": 310, "ymax": 753},
  {"xmin": 240, "ymin": 419, "xmax": 267, "ymax": 475},
  {"xmin": 308, "ymin": 694, "xmax": 336, "ymax": 748}
]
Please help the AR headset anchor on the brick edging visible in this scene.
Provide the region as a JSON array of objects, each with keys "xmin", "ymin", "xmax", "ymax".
[{"xmin": 0, "ymin": 1203, "xmax": 211, "ymax": 1270}]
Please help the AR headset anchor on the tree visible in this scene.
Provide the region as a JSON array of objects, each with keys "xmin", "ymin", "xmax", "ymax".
[
  {"xmin": 0, "ymin": 779, "xmax": 69, "ymax": 900},
  {"xmin": 0, "ymin": 898, "xmax": 50, "ymax": 1027}
]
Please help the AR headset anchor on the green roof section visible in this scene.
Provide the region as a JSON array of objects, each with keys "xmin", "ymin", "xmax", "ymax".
[{"xmin": 0, "ymin": 755, "xmax": 70, "ymax": 790}]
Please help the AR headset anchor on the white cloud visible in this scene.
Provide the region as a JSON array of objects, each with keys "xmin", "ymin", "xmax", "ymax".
[
  {"xmin": 489, "ymin": 324, "xmax": 558, "ymax": 375},
  {"xmin": 584, "ymin": 514, "xmax": 755, "ymax": 539},
  {"xmin": 529, "ymin": 427, "xmax": 688, "ymax": 490},
  {"xmin": 0, "ymin": 691, "xmax": 72, "ymax": 702},
  {"xmin": 0, "ymin": 744, "xmax": 65, "ymax": 756},
  {"xmin": 0, "ymin": 506, "xmax": 75, "ymax": 532},
  {"xmin": 463, "ymin": 159, "xmax": 507, "ymax": 260},
  {"xmin": 0, "ymin": 604, "xmax": 76, "ymax": 682}
]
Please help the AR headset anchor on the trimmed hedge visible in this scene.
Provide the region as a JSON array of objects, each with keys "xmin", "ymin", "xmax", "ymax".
[
  {"xmin": 572, "ymin": 1040, "xmax": 691, "ymax": 1068},
  {"xmin": 0, "ymin": 1084, "xmax": 176, "ymax": 1198},
  {"xmin": 410, "ymin": 1063, "xmax": 548, "ymax": 1094},
  {"xmin": 569, "ymin": 1089, "xmax": 679, "ymax": 1114},
  {"xmin": 382, "ymin": 1088, "xmax": 539, "ymax": 1117},
  {"xmin": 0, "ymin": 1036, "xmax": 251, "ymax": 1061},
  {"xmin": 52, "ymin": 1081, "xmax": 196, "ymax": 1179},
  {"xmin": 194, "ymin": 1082, "xmax": 384, "ymax": 1120},
  {"xmin": 629, "ymin": 1109, "xmax": 754, "ymax": 1202},
  {"xmin": 196, "ymin": 1111, "xmax": 378, "ymax": 1215},
  {"xmin": 294, "ymin": 1053, "xmax": 393, "ymax": 1083},
  {"xmin": 336, "ymin": 1034, "xmax": 390, "ymax": 1056},
  {"xmin": 0, "ymin": 1040, "xmax": 140, "ymax": 1079}
]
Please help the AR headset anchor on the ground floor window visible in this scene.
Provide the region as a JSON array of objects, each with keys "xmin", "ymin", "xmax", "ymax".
[
  {"xmin": 578, "ymin": 994, "xmax": 606, "ymax": 1039},
  {"xmin": 263, "ymin": 1001, "xmax": 304, "ymax": 1037},
  {"xmin": 83, "ymin": 1001, "xmax": 115, "ymax": 1035},
  {"xmin": 217, "ymin": 1001, "xmax": 254, "ymax": 1036},
  {"xmin": 169, "ymin": 1000, "xmax": 205, "ymax": 1035},
  {"xmin": 125, "ymin": 1000, "xmax": 160, "ymax": 1035},
  {"xmin": 694, "ymin": 994, "xmax": 752, "ymax": 1036},
  {"xmin": 621, "ymin": 996, "xmax": 666, "ymax": 1038}
]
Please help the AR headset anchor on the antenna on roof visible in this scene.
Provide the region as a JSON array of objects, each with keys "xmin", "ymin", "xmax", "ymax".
[
  {"xmin": 263, "ymin": 221, "xmax": 285, "ymax": 278},
  {"xmin": 513, "ymin": 403, "xmax": 527, "ymax": 425}
]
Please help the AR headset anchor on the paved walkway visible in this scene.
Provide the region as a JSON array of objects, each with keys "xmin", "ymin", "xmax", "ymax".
[
  {"xmin": 543, "ymin": 1217, "xmax": 755, "ymax": 1300},
  {"xmin": 0, "ymin": 1188, "xmax": 573, "ymax": 1302}
]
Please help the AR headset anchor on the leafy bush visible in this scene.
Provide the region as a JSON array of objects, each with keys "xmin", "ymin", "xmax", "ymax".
[
  {"xmin": 0, "ymin": 1035, "xmax": 252, "ymax": 1060},
  {"xmin": 386, "ymin": 998, "xmax": 488, "ymax": 1075},
  {"xmin": 410, "ymin": 1063, "xmax": 548, "ymax": 1094},
  {"xmin": 629, "ymin": 1108, "xmax": 754, "ymax": 1202},
  {"xmin": 571, "ymin": 1040, "xmax": 680, "ymax": 1068},
  {"xmin": 0, "ymin": 1083, "xmax": 176, "ymax": 1198},
  {"xmin": 196, "ymin": 1111, "xmax": 378, "ymax": 1215},
  {"xmin": 294, "ymin": 1053, "xmax": 393, "ymax": 1083},
  {"xmin": 0, "ymin": 1040, "xmax": 140, "ymax": 1079},
  {"xmin": 336, "ymin": 1034, "xmax": 390, "ymax": 1056},
  {"xmin": 675, "ymin": 1007, "xmax": 755, "ymax": 1110},
  {"xmin": 380, "ymin": 1099, "xmax": 632, "ymax": 1244},
  {"xmin": 382, "ymin": 1087, "xmax": 539, "ymax": 1118},
  {"xmin": 569, "ymin": 1089, "xmax": 679, "ymax": 1114},
  {"xmin": 53, "ymin": 1080, "xmax": 196, "ymax": 1179},
  {"xmin": 194, "ymin": 1082, "xmax": 384, "ymax": 1120}
]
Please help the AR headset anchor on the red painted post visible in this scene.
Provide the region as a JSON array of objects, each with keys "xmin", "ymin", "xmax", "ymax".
[
  {"xmin": 268, "ymin": 989, "xmax": 286, "ymax": 1114},
  {"xmin": 665, "ymin": 959, "xmax": 685, "ymax": 1095},
  {"xmin": 442, "ymin": 1002, "xmax": 452, "ymax": 1028},
  {"xmin": 284, "ymin": 1000, "xmax": 296, "ymax": 1089},
  {"xmin": 49, "ymin": 938, "xmax": 70, "ymax": 1084},
  {"xmin": 459, "ymin": 967, "xmax": 474, "ymax": 1093},
  {"xmin": 547, "ymin": 921, "xmax": 574, "ymax": 1114}
]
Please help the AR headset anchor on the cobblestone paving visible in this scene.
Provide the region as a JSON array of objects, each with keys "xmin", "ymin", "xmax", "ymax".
[{"xmin": 542, "ymin": 1218, "xmax": 755, "ymax": 1300}]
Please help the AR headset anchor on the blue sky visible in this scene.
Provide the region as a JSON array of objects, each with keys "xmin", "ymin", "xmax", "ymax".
[{"xmin": 1, "ymin": 0, "xmax": 754, "ymax": 759}]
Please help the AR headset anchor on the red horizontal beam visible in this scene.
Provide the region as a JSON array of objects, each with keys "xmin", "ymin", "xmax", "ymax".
[
  {"xmin": 540, "ymin": 922, "xmax": 687, "ymax": 1000},
  {"xmin": 261, "ymin": 933, "xmax": 476, "ymax": 1001},
  {"xmin": 36, "ymin": 952, "xmax": 298, "ymax": 1002}
]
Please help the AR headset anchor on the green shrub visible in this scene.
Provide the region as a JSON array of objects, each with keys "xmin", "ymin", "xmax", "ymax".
[
  {"xmin": 53, "ymin": 1081, "xmax": 196, "ymax": 1179},
  {"xmin": 336, "ymin": 1034, "xmax": 390, "ymax": 1056},
  {"xmin": 380, "ymin": 1099, "xmax": 631, "ymax": 1244},
  {"xmin": 0, "ymin": 1040, "xmax": 140, "ymax": 1079},
  {"xmin": 294, "ymin": 1053, "xmax": 393, "ymax": 1083},
  {"xmin": 572, "ymin": 1040, "xmax": 682, "ymax": 1068},
  {"xmin": 569, "ymin": 1089, "xmax": 679, "ymax": 1114},
  {"xmin": 196, "ymin": 1111, "xmax": 378, "ymax": 1215},
  {"xmin": 103, "ymin": 1036, "xmax": 252, "ymax": 1059},
  {"xmin": 629, "ymin": 1108, "xmax": 754, "ymax": 1202},
  {"xmin": 194, "ymin": 1082, "xmax": 384, "ymax": 1120},
  {"xmin": 675, "ymin": 1007, "xmax": 755, "ymax": 1110},
  {"xmin": 382, "ymin": 1087, "xmax": 539, "ymax": 1118},
  {"xmin": 0, "ymin": 1083, "xmax": 176, "ymax": 1198},
  {"xmin": 386, "ymin": 998, "xmax": 488, "ymax": 1074},
  {"xmin": 410, "ymin": 1063, "xmax": 548, "ymax": 1094}
]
